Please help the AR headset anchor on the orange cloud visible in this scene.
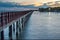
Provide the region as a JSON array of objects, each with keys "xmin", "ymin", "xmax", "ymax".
[
  {"xmin": 20, "ymin": 0, "xmax": 36, "ymax": 5},
  {"xmin": 20, "ymin": 0, "xmax": 59, "ymax": 6},
  {"xmin": 20, "ymin": 2, "xmax": 34, "ymax": 5},
  {"xmin": 34, "ymin": 2, "xmax": 43, "ymax": 6}
]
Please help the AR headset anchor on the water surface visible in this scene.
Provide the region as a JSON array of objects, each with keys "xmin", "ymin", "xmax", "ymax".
[{"xmin": 21, "ymin": 11, "xmax": 60, "ymax": 39}]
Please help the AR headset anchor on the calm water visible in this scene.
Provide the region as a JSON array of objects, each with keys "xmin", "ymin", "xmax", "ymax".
[
  {"xmin": 20, "ymin": 11, "xmax": 60, "ymax": 39},
  {"xmin": 3, "ymin": 11, "xmax": 60, "ymax": 39}
]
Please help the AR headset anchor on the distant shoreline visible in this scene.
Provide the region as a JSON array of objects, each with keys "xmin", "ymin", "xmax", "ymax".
[{"xmin": 39, "ymin": 7, "xmax": 60, "ymax": 12}]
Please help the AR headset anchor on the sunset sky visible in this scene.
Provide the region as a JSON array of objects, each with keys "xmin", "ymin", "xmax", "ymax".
[{"xmin": 0, "ymin": 0, "xmax": 60, "ymax": 6}]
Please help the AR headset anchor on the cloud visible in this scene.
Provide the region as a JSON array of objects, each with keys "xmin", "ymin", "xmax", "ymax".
[
  {"xmin": 0, "ymin": 0, "xmax": 60, "ymax": 6},
  {"xmin": 20, "ymin": 0, "xmax": 60, "ymax": 6}
]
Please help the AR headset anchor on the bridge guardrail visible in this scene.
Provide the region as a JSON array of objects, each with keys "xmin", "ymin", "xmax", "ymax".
[{"xmin": 0, "ymin": 10, "xmax": 33, "ymax": 32}]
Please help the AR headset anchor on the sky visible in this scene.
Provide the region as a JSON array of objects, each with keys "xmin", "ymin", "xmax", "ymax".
[{"xmin": 0, "ymin": 0, "xmax": 60, "ymax": 6}]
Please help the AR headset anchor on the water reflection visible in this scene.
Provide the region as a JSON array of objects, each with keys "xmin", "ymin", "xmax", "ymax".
[
  {"xmin": 48, "ymin": 12, "xmax": 51, "ymax": 19},
  {"xmin": 2, "ymin": 11, "xmax": 60, "ymax": 39},
  {"xmin": 21, "ymin": 11, "xmax": 60, "ymax": 39}
]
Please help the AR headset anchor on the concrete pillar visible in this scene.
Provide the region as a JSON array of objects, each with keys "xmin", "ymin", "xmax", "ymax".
[
  {"xmin": 20, "ymin": 18, "xmax": 22, "ymax": 32},
  {"xmin": 20, "ymin": 17, "xmax": 25, "ymax": 32},
  {"xmin": 16, "ymin": 21, "xmax": 19, "ymax": 33},
  {"xmin": 16, "ymin": 21, "xmax": 19, "ymax": 40},
  {"xmin": 12, "ymin": 23, "xmax": 15, "ymax": 32},
  {"xmin": 4, "ymin": 26, "xmax": 9, "ymax": 39},
  {"xmin": 17, "ymin": 20, "xmax": 20, "ymax": 34},
  {"xmin": 15, "ymin": 22, "xmax": 16, "ymax": 35},
  {"xmin": 20, "ymin": 19, "xmax": 22, "ymax": 32},
  {"xmin": 14, "ymin": 22, "xmax": 17, "ymax": 39},
  {"xmin": 12, "ymin": 23, "xmax": 16, "ymax": 39},
  {"xmin": 21, "ymin": 18, "xmax": 24, "ymax": 29},
  {"xmin": 23, "ymin": 17, "xmax": 25, "ymax": 26},
  {"xmin": 9, "ymin": 25, "xmax": 12, "ymax": 40}
]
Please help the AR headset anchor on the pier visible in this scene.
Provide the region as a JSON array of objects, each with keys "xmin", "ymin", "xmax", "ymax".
[
  {"xmin": 0, "ymin": 10, "xmax": 33, "ymax": 40},
  {"xmin": 0, "ymin": 10, "xmax": 60, "ymax": 40}
]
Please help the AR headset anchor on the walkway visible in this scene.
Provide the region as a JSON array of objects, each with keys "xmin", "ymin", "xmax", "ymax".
[{"xmin": 20, "ymin": 11, "xmax": 60, "ymax": 39}]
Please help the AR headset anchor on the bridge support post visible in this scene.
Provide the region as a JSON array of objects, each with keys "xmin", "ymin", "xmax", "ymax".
[
  {"xmin": 20, "ymin": 19, "xmax": 21, "ymax": 32},
  {"xmin": 3, "ymin": 26, "xmax": 9, "ymax": 39},
  {"xmin": 12, "ymin": 23, "xmax": 16, "ymax": 39},
  {"xmin": 20, "ymin": 18, "xmax": 22, "ymax": 32},
  {"xmin": 16, "ymin": 21, "xmax": 19, "ymax": 40},
  {"xmin": 9, "ymin": 25, "xmax": 12, "ymax": 40},
  {"xmin": 12, "ymin": 23, "xmax": 15, "ymax": 32},
  {"xmin": 0, "ymin": 31, "xmax": 4, "ymax": 40},
  {"xmin": 18, "ymin": 19, "xmax": 21, "ymax": 33},
  {"xmin": 21, "ymin": 18, "xmax": 24, "ymax": 29}
]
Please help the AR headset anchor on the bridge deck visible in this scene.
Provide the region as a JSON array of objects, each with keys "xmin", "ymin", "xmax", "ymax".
[{"xmin": 20, "ymin": 11, "xmax": 60, "ymax": 39}]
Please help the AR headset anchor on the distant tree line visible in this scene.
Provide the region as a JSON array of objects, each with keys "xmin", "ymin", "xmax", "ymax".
[{"xmin": 39, "ymin": 7, "xmax": 60, "ymax": 12}]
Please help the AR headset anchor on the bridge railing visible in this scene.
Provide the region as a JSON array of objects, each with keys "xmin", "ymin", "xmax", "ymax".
[{"xmin": 0, "ymin": 10, "xmax": 33, "ymax": 31}]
